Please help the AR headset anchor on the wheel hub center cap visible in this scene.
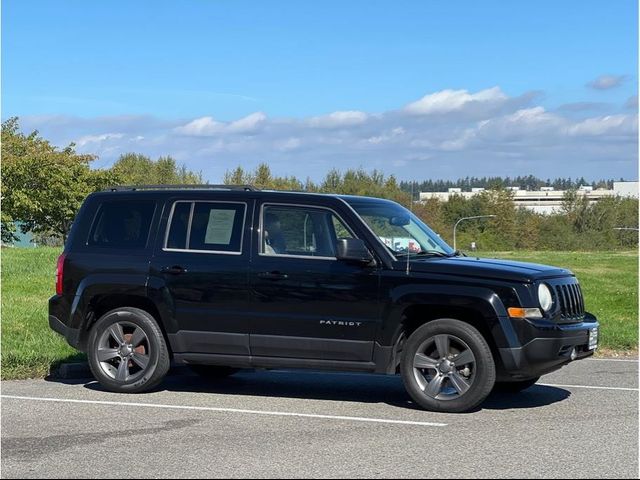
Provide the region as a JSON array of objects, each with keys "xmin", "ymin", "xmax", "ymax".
[
  {"xmin": 439, "ymin": 359, "xmax": 454, "ymax": 374},
  {"xmin": 119, "ymin": 345, "xmax": 133, "ymax": 357}
]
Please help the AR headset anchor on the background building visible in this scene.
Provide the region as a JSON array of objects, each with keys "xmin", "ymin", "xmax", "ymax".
[{"xmin": 419, "ymin": 181, "xmax": 638, "ymax": 215}]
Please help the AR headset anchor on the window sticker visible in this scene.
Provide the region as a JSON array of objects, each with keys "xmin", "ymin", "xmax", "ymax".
[{"xmin": 205, "ymin": 209, "xmax": 236, "ymax": 245}]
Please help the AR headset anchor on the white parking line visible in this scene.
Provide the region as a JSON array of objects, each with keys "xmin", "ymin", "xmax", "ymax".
[
  {"xmin": 587, "ymin": 358, "xmax": 638, "ymax": 363},
  {"xmin": 539, "ymin": 383, "xmax": 639, "ymax": 392},
  {"xmin": 0, "ymin": 395, "xmax": 447, "ymax": 428}
]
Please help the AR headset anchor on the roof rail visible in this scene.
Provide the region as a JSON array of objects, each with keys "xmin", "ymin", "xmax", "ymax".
[{"xmin": 104, "ymin": 184, "xmax": 258, "ymax": 192}]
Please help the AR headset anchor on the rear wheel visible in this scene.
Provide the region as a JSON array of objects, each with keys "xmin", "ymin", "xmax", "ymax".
[
  {"xmin": 87, "ymin": 307, "xmax": 170, "ymax": 393},
  {"xmin": 401, "ymin": 318, "xmax": 496, "ymax": 413},
  {"xmin": 494, "ymin": 377, "xmax": 540, "ymax": 393},
  {"xmin": 188, "ymin": 365, "xmax": 240, "ymax": 378}
]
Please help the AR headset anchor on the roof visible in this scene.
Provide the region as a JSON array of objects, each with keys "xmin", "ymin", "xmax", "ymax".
[{"xmin": 100, "ymin": 185, "xmax": 398, "ymax": 205}]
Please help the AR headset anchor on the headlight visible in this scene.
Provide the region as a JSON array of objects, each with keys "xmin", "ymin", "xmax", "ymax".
[{"xmin": 538, "ymin": 283, "xmax": 553, "ymax": 312}]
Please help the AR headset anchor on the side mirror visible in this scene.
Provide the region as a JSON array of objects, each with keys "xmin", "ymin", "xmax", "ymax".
[{"xmin": 336, "ymin": 238, "xmax": 375, "ymax": 264}]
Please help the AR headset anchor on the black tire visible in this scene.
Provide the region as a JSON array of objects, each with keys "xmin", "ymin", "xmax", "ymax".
[
  {"xmin": 87, "ymin": 307, "xmax": 170, "ymax": 393},
  {"xmin": 400, "ymin": 318, "xmax": 496, "ymax": 413},
  {"xmin": 494, "ymin": 377, "xmax": 540, "ymax": 393},
  {"xmin": 188, "ymin": 365, "xmax": 240, "ymax": 378}
]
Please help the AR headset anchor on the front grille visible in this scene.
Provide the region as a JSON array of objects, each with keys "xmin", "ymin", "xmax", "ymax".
[{"xmin": 554, "ymin": 281, "xmax": 585, "ymax": 322}]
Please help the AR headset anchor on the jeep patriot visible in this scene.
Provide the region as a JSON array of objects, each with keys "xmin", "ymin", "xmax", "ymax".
[{"xmin": 49, "ymin": 185, "xmax": 599, "ymax": 412}]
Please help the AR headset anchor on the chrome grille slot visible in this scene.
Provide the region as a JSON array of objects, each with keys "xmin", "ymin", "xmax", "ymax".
[{"xmin": 553, "ymin": 280, "xmax": 585, "ymax": 323}]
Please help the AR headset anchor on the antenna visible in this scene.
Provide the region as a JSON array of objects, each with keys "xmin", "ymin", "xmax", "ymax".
[{"xmin": 406, "ymin": 182, "xmax": 414, "ymax": 276}]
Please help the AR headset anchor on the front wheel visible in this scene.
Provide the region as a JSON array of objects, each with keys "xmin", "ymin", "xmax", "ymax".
[
  {"xmin": 87, "ymin": 307, "xmax": 170, "ymax": 393},
  {"xmin": 401, "ymin": 319, "xmax": 496, "ymax": 413}
]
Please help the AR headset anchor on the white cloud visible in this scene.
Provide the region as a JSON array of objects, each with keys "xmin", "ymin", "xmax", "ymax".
[
  {"xmin": 75, "ymin": 133, "xmax": 124, "ymax": 147},
  {"xmin": 587, "ymin": 74, "xmax": 627, "ymax": 90},
  {"xmin": 365, "ymin": 127, "xmax": 405, "ymax": 145},
  {"xmin": 276, "ymin": 137, "xmax": 302, "ymax": 151},
  {"xmin": 308, "ymin": 110, "xmax": 368, "ymax": 128},
  {"xmin": 174, "ymin": 116, "xmax": 223, "ymax": 136},
  {"xmin": 567, "ymin": 114, "xmax": 638, "ymax": 137},
  {"xmin": 19, "ymin": 85, "xmax": 638, "ymax": 183},
  {"xmin": 227, "ymin": 112, "xmax": 267, "ymax": 133},
  {"xmin": 404, "ymin": 87, "xmax": 508, "ymax": 115},
  {"xmin": 174, "ymin": 111, "xmax": 267, "ymax": 136}
]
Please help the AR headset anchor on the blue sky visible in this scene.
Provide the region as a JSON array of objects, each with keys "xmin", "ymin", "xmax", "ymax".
[{"xmin": 2, "ymin": 0, "xmax": 638, "ymax": 182}]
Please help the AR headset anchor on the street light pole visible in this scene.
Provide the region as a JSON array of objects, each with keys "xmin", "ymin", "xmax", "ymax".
[{"xmin": 453, "ymin": 215, "xmax": 496, "ymax": 251}]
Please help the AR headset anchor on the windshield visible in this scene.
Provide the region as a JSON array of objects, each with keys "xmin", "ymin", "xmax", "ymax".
[{"xmin": 346, "ymin": 199, "xmax": 455, "ymax": 257}]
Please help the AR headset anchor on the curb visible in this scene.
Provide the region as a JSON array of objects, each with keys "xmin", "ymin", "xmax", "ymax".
[{"xmin": 53, "ymin": 362, "xmax": 92, "ymax": 379}]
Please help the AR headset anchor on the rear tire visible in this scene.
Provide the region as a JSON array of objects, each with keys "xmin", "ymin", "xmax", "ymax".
[
  {"xmin": 87, "ymin": 307, "xmax": 170, "ymax": 393},
  {"xmin": 401, "ymin": 318, "xmax": 496, "ymax": 413},
  {"xmin": 188, "ymin": 365, "xmax": 240, "ymax": 378},
  {"xmin": 494, "ymin": 377, "xmax": 540, "ymax": 393}
]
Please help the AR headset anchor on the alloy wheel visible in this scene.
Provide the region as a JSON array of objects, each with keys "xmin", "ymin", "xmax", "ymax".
[
  {"xmin": 97, "ymin": 321, "xmax": 151, "ymax": 383},
  {"xmin": 412, "ymin": 334, "xmax": 476, "ymax": 400}
]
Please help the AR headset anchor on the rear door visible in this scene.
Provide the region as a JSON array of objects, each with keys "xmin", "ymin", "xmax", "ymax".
[
  {"xmin": 149, "ymin": 196, "xmax": 253, "ymax": 356},
  {"xmin": 248, "ymin": 200, "xmax": 381, "ymax": 363}
]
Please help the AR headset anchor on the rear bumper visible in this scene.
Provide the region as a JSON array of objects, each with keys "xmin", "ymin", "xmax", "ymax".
[
  {"xmin": 498, "ymin": 313, "xmax": 599, "ymax": 381},
  {"xmin": 49, "ymin": 294, "xmax": 82, "ymax": 349},
  {"xmin": 49, "ymin": 314, "xmax": 81, "ymax": 348}
]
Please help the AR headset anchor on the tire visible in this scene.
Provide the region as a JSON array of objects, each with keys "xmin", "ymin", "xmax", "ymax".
[
  {"xmin": 188, "ymin": 365, "xmax": 240, "ymax": 378},
  {"xmin": 494, "ymin": 377, "xmax": 540, "ymax": 393},
  {"xmin": 87, "ymin": 307, "xmax": 170, "ymax": 393},
  {"xmin": 400, "ymin": 318, "xmax": 496, "ymax": 413}
]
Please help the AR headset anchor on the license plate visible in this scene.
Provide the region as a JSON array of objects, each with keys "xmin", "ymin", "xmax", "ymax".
[{"xmin": 588, "ymin": 327, "xmax": 599, "ymax": 351}]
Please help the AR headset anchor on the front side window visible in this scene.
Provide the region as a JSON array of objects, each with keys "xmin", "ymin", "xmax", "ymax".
[
  {"xmin": 346, "ymin": 199, "xmax": 454, "ymax": 257},
  {"xmin": 165, "ymin": 201, "xmax": 246, "ymax": 253},
  {"xmin": 261, "ymin": 205, "xmax": 354, "ymax": 258},
  {"xmin": 88, "ymin": 201, "xmax": 156, "ymax": 249}
]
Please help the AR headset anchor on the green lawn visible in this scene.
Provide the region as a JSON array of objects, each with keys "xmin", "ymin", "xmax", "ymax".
[
  {"xmin": 1, "ymin": 247, "xmax": 637, "ymax": 380},
  {"xmin": 486, "ymin": 250, "xmax": 638, "ymax": 354},
  {"xmin": 1, "ymin": 247, "xmax": 84, "ymax": 379}
]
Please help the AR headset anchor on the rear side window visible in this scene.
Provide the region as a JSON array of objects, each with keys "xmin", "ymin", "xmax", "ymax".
[
  {"xmin": 88, "ymin": 200, "xmax": 156, "ymax": 249},
  {"xmin": 165, "ymin": 201, "xmax": 246, "ymax": 253}
]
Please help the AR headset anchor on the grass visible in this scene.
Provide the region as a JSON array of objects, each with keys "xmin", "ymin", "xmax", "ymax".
[
  {"xmin": 1, "ymin": 247, "xmax": 84, "ymax": 380},
  {"xmin": 1, "ymin": 247, "xmax": 637, "ymax": 380},
  {"xmin": 486, "ymin": 250, "xmax": 638, "ymax": 354}
]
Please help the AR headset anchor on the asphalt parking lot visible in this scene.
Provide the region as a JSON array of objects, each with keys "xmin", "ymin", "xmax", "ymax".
[{"xmin": 1, "ymin": 358, "xmax": 638, "ymax": 479}]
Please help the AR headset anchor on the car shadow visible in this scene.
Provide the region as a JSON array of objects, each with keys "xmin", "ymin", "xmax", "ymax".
[{"xmin": 52, "ymin": 368, "xmax": 571, "ymax": 412}]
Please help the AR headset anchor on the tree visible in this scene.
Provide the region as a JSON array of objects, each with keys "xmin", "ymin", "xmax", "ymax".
[
  {"xmin": 1, "ymin": 118, "xmax": 117, "ymax": 242},
  {"xmin": 111, "ymin": 153, "xmax": 203, "ymax": 185},
  {"xmin": 223, "ymin": 163, "xmax": 303, "ymax": 190}
]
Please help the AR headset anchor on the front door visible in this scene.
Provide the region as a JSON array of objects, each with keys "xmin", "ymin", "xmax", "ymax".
[
  {"xmin": 248, "ymin": 202, "xmax": 380, "ymax": 362},
  {"xmin": 150, "ymin": 197, "xmax": 253, "ymax": 356}
]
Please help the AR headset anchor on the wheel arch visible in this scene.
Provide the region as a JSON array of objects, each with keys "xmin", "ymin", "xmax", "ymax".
[
  {"xmin": 79, "ymin": 292, "xmax": 172, "ymax": 357},
  {"xmin": 379, "ymin": 286, "xmax": 516, "ymax": 374}
]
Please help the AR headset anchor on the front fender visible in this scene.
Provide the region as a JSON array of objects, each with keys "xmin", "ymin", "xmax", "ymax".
[{"xmin": 379, "ymin": 284, "xmax": 520, "ymax": 351}]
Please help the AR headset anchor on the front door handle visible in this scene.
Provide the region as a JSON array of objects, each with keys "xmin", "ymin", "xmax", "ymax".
[
  {"xmin": 258, "ymin": 271, "xmax": 289, "ymax": 280},
  {"xmin": 161, "ymin": 265, "xmax": 188, "ymax": 275}
]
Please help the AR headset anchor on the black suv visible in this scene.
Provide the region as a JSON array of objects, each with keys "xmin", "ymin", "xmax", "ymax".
[{"xmin": 49, "ymin": 185, "xmax": 599, "ymax": 412}]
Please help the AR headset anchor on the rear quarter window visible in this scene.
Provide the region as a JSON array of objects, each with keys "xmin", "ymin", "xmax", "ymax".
[{"xmin": 88, "ymin": 200, "xmax": 156, "ymax": 249}]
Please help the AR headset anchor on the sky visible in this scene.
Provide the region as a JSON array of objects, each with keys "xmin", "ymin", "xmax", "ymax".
[{"xmin": 2, "ymin": 0, "xmax": 638, "ymax": 182}]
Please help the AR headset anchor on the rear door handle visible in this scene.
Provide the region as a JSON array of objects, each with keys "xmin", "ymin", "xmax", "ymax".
[
  {"xmin": 258, "ymin": 271, "xmax": 288, "ymax": 280},
  {"xmin": 161, "ymin": 265, "xmax": 188, "ymax": 275}
]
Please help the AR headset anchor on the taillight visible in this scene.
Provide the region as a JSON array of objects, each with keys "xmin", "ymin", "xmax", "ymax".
[{"xmin": 55, "ymin": 253, "xmax": 66, "ymax": 295}]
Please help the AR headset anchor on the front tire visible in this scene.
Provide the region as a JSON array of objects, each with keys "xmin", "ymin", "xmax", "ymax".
[
  {"xmin": 401, "ymin": 319, "xmax": 496, "ymax": 413},
  {"xmin": 87, "ymin": 307, "xmax": 170, "ymax": 393}
]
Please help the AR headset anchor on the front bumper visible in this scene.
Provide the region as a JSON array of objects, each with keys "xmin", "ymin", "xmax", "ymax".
[{"xmin": 497, "ymin": 312, "xmax": 599, "ymax": 381}]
